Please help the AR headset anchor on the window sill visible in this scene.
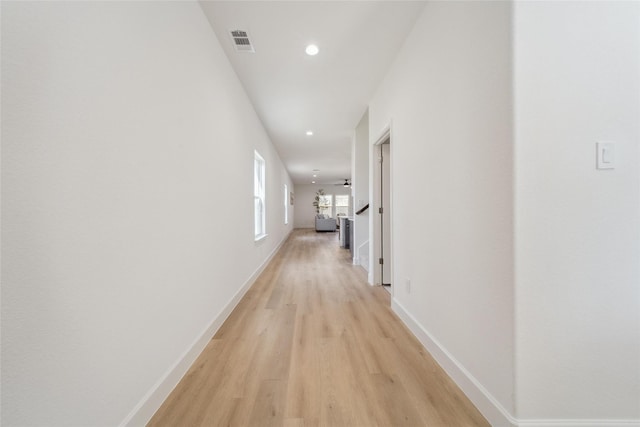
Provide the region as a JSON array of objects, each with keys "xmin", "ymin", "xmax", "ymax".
[{"xmin": 255, "ymin": 233, "xmax": 268, "ymax": 242}]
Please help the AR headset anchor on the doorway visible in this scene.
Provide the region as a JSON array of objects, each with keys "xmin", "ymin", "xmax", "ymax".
[
  {"xmin": 372, "ymin": 127, "xmax": 392, "ymax": 292},
  {"xmin": 380, "ymin": 141, "xmax": 391, "ymax": 288}
]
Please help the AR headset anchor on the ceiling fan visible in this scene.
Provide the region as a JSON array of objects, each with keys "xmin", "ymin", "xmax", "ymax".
[{"xmin": 335, "ymin": 179, "xmax": 351, "ymax": 187}]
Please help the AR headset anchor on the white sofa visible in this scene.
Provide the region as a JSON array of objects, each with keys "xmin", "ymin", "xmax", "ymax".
[{"xmin": 315, "ymin": 214, "xmax": 337, "ymax": 232}]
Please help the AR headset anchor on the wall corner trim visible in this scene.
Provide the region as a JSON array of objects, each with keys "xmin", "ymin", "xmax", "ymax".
[
  {"xmin": 391, "ymin": 298, "xmax": 518, "ymax": 427},
  {"xmin": 119, "ymin": 230, "xmax": 293, "ymax": 427}
]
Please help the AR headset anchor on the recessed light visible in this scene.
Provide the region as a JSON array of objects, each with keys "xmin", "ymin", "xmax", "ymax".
[
  {"xmin": 313, "ymin": 174, "xmax": 317, "ymax": 177},
  {"xmin": 306, "ymin": 130, "xmax": 313, "ymax": 136},
  {"xmin": 312, "ymin": 181, "xmax": 316, "ymax": 184},
  {"xmin": 305, "ymin": 44, "xmax": 319, "ymax": 56}
]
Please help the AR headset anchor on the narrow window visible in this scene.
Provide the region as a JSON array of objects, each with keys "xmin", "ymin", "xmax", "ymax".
[
  {"xmin": 335, "ymin": 194, "xmax": 349, "ymax": 217},
  {"xmin": 254, "ymin": 151, "xmax": 266, "ymax": 240},
  {"xmin": 319, "ymin": 194, "xmax": 333, "ymax": 218},
  {"xmin": 284, "ymin": 184, "xmax": 289, "ymax": 225}
]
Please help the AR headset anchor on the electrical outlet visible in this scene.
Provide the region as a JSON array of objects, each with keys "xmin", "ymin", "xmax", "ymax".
[{"xmin": 405, "ymin": 278, "xmax": 411, "ymax": 294}]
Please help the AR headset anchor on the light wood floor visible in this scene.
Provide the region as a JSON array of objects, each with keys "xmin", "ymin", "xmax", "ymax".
[{"xmin": 148, "ymin": 229, "xmax": 489, "ymax": 427}]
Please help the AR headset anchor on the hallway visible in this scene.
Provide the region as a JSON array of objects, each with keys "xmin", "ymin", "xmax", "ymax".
[{"xmin": 148, "ymin": 230, "xmax": 489, "ymax": 426}]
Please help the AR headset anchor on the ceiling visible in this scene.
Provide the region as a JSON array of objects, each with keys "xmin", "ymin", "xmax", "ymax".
[{"xmin": 199, "ymin": 1, "xmax": 425, "ymax": 185}]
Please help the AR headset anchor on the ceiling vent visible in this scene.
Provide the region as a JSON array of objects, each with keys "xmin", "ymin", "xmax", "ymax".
[{"xmin": 229, "ymin": 30, "xmax": 255, "ymax": 53}]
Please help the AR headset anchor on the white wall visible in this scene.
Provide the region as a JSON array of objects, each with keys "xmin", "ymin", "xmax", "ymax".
[
  {"xmin": 293, "ymin": 184, "xmax": 352, "ymax": 229},
  {"xmin": 514, "ymin": 1, "xmax": 640, "ymax": 422},
  {"xmin": 352, "ymin": 111, "xmax": 370, "ymax": 269},
  {"xmin": 1, "ymin": 2, "xmax": 293, "ymax": 426},
  {"xmin": 368, "ymin": 1, "xmax": 640, "ymax": 425},
  {"xmin": 368, "ymin": 1, "xmax": 515, "ymax": 424}
]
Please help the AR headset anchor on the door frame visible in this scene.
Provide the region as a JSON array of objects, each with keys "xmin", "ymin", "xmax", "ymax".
[{"xmin": 370, "ymin": 124, "xmax": 393, "ymax": 293}]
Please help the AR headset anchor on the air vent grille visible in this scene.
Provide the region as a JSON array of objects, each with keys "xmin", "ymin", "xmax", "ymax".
[{"xmin": 229, "ymin": 29, "xmax": 255, "ymax": 53}]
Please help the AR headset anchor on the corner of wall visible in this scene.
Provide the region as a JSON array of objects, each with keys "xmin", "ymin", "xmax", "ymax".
[{"xmin": 391, "ymin": 298, "xmax": 518, "ymax": 427}]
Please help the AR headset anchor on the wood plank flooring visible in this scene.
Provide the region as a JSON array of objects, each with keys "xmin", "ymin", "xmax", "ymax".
[{"xmin": 148, "ymin": 229, "xmax": 489, "ymax": 427}]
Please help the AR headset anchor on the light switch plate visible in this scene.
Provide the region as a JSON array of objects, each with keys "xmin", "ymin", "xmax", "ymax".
[{"xmin": 596, "ymin": 142, "xmax": 615, "ymax": 170}]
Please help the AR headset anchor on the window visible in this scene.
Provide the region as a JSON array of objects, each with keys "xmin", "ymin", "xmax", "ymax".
[
  {"xmin": 284, "ymin": 184, "xmax": 288, "ymax": 225},
  {"xmin": 254, "ymin": 151, "xmax": 266, "ymax": 239},
  {"xmin": 318, "ymin": 194, "xmax": 333, "ymax": 217},
  {"xmin": 335, "ymin": 195, "xmax": 349, "ymax": 217}
]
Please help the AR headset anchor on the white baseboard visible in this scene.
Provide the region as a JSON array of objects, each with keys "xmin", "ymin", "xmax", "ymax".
[
  {"xmin": 119, "ymin": 231, "xmax": 291, "ymax": 427},
  {"xmin": 391, "ymin": 298, "xmax": 640, "ymax": 427},
  {"xmin": 518, "ymin": 421, "xmax": 640, "ymax": 427},
  {"xmin": 391, "ymin": 298, "xmax": 517, "ymax": 427}
]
